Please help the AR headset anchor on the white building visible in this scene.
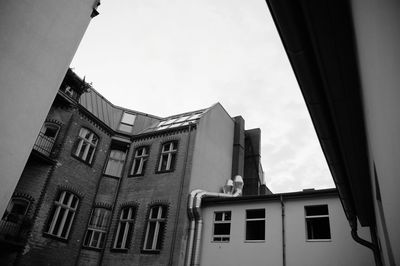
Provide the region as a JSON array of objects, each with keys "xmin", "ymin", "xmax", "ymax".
[{"xmin": 199, "ymin": 189, "xmax": 374, "ymax": 266}]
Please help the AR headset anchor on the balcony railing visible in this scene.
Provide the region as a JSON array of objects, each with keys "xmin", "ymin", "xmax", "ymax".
[
  {"xmin": 33, "ymin": 132, "xmax": 55, "ymax": 157},
  {"xmin": 0, "ymin": 219, "xmax": 30, "ymax": 243}
]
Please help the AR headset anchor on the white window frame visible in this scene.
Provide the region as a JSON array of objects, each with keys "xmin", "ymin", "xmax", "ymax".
[
  {"xmin": 212, "ymin": 211, "xmax": 231, "ymax": 242},
  {"xmin": 157, "ymin": 142, "xmax": 177, "ymax": 172},
  {"xmin": 104, "ymin": 149, "xmax": 127, "ymax": 177},
  {"xmin": 130, "ymin": 146, "xmax": 149, "ymax": 176},
  {"xmin": 245, "ymin": 209, "xmax": 265, "ymax": 242},
  {"xmin": 113, "ymin": 206, "xmax": 136, "ymax": 249},
  {"xmin": 305, "ymin": 205, "xmax": 331, "ymax": 241},
  {"xmin": 74, "ymin": 128, "xmax": 98, "ymax": 164},
  {"xmin": 83, "ymin": 208, "xmax": 111, "ymax": 249},
  {"xmin": 46, "ymin": 191, "xmax": 79, "ymax": 239},
  {"xmin": 143, "ymin": 205, "xmax": 167, "ymax": 251}
]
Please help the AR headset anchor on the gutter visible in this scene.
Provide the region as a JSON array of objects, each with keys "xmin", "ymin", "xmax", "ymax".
[
  {"xmin": 280, "ymin": 195, "xmax": 286, "ymax": 266},
  {"xmin": 185, "ymin": 176, "xmax": 244, "ymax": 266}
]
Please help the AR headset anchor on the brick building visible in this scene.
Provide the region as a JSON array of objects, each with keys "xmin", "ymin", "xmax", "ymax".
[{"xmin": 0, "ymin": 69, "xmax": 266, "ymax": 266}]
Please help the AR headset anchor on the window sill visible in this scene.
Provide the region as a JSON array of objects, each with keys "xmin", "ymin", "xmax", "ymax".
[
  {"xmin": 306, "ymin": 239, "xmax": 332, "ymax": 242},
  {"xmin": 140, "ymin": 249, "xmax": 161, "ymax": 254},
  {"xmin": 155, "ymin": 169, "xmax": 175, "ymax": 174},
  {"xmin": 102, "ymin": 174, "xmax": 121, "ymax": 179},
  {"xmin": 128, "ymin": 173, "xmax": 145, "ymax": 178},
  {"xmin": 82, "ymin": 245, "xmax": 103, "ymax": 252},
  {"xmin": 42, "ymin": 232, "xmax": 69, "ymax": 243},
  {"xmin": 244, "ymin": 240, "xmax": 265, "ymax": 243},
  {"xmin": 71, "ymin": 154, "xmax": 93, "ymax": 167}
]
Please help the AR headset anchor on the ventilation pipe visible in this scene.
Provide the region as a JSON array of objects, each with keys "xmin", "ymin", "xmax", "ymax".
[{"xmin": 185, "ymin": 175, "xmax": 243, "ymax": 266}]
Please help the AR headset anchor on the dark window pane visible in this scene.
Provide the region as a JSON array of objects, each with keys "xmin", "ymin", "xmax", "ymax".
[
  {"xmin": 305, "ymin": 205, "xmax": 328, "ymax": 216},
  {"xmin": 61, "ymin": 211, "xmax": 73, "ymax": 238},
  {"xmin": 224, "ymin": 212, "xmax": 231, "ymax": 221},
  {"xmin": 156, "ymin": 222, "xmax": 165, "ymax": 250},
  {"xmin": 53, "ymin": 208, "xmax": 66, "ymax": 234},
  {"xmin": 146, "ymin": 222, "xmax": 156, "ymax": 249},
  {"xmin": 246, "ymin": 209, "xmax": 265, "ymax": 219},
  {"xmin": 214, "ymin": 223, "xmax": 230, "ymax": 235},
  {"xmin": 306, "ymin": 217, "xmax": 331, "ymax": 239},
  {"xmin": 84, "ymin": 230, "xmax": 93, "ymax": 246},
  {"xmin": 215, "ymin": 212, "xmax": 223, "ymax": 221},
  {"xmin": 246, "ymin": 220, "xmax": 265, "ymax": 240}
]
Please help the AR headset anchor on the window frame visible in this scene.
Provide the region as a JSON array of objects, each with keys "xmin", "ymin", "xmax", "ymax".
[
  {"xmin": 72, "ymin": 127, "xmax": 99, "ymax": 165},
  {"xmin": 103, "ymin": 149, "xmax": 127, "ymax": 178},
  {"xmin": 44, "ymin": 191, "xmax": 80, "ymax": 241},
  {"xmin": 83, "ymin": 207, "xmax": 111, "ymax": 250},
  {"xmin": 212, "ymin": 211, "xmax": 231, "ymax": 243},
  {"xmin": 129, "ymin": 146, "xmax": 150, "ymax": 177},
  {"xmin": 118, "ymin": 112, "xmax": 136, "ymax": 133},
  {"xmin": 245, "ymin": 208, "xmax": 266, "ymax": 242},
  {"xmin": 156, "ymin": 141, "xmax": 178, "ymax": 173},
  {"xmin": 2, "ymin": 197, "xmax": 31, "ymax": 223},
  {"xmin": 142, "ymin": 205, "xmax": 168, "ymax": 253},
  {"xmin": 304, "ymin": 204, "xmax": 331, "ymax": 242},
  {"xmin": 112, "ymin": 206, "xmax": 137, "ymax": 251}
]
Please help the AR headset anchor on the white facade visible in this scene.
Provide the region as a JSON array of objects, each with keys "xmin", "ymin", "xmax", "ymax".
[
  {"xmin": 200, "ymin": 191, "xmax": 374, "ymax": 266},
  {"xmin": 0, "ymin": 0, "xmax": 97, "ymax": 214},
  {"xmin": 351, "ymin": 1, "xmax": 400, "ymax": 265}
]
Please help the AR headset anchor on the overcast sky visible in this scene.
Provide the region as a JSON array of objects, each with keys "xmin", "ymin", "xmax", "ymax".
[{"xmin": 71, "ymin": 0, "xmax": 334, "ymax": 193}]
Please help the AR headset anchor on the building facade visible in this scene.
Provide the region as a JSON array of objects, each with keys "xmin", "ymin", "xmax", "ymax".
[
  {"xmin": 200, "ymin": 189, "xmax": 374, "ymax": 266},
  {"xmin": 0, "ymin": 69, "xmax": 265, "ymax": 266}
]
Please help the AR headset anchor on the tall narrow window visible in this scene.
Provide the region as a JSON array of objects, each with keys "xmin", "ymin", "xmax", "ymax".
[
  {"xmin": 83, "ymin": 208, "xmax": 111, "ymax": 249},
  {"xmin": 130, "ymin": 146, "xmax": 149, "ymax": 176},
  {"xmin": 2, "ymin": 198, "xmax": 30, "ymax": 223},
  {"xmin": 73, "ymin": 128, "xmax": 98, "ymax": 164},
  {"xmin": 157, "ymin": 141, "xmax": 177, "ymax": 172},
  {"xmin": 305, "ymin": 205, "xmax": 331, "ymax": 241},
  {"xmin": 104, "ymin": 150, "xmax": 126, "ymax": 177},
  {"xmin": 46, "ymin": 191, "xmax": 79, "ymax": 239},
  {"xmin": 245, "ymin": 209, "xmax": 265, "ymax": 241},
  {"xmin": 212, "ymin": 211, "xmax": 231, "ymax": 242},
  {"xmin": 113, "ymin": 206, "xmax": 136, "ymax": 250},
  {"xmin": 118, "ymin": 112, "xmax": 136, "ymax": 133},
  {"xmin": 143, "ymin": 205, "xmax": 167, "ymax": 252}
]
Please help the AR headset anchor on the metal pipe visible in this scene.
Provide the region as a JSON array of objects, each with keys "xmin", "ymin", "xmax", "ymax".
[
  {"xmin": 185, "ymin": 189, "xmax": 203, "ymax": 266},
  {"xmin": 350, "ymin": 219, "xmax": 382, "ymax": 266},
  {"xmin": 280, "ymin": 195, "xmax": 286, "ymax": 266},
  {"xmin": 190, "ymin": 176, "xmax": 243, "ymax": 266}
]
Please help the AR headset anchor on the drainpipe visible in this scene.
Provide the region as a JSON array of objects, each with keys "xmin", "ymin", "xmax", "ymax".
[
  {"xmin": 350, "ymin": 218, "xmax": 382, "ymax": 266},
  {"xmin": 186, "ymin": 175, "xmax": 244, "ymax": 266},
  {"xmin": 280, "ymin": 195, "xmax": 286, "ymax": 266},
  {"xmin": 185, "ymin": 189, "xmax": 204, "ymax": 266}
]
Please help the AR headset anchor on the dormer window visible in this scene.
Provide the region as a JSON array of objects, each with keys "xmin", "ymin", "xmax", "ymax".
[{"xmin": 118, "ymin": 112, "xmax": 136, "ymax": 133}]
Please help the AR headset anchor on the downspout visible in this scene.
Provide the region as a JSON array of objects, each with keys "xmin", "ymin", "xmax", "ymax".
[
  {"xmin": 350, "ymin": 218, "xmax": 382, "ymax": 266},
  {"xmin": 188, "ymin": 175, "xmax": 243, "ymax": 266},
  {"xmin": 185, "ymin": 189, "xmax": 203, "ymax": 266},
  {"xmin": 280, "ymin": 195, "xmax": 286, "ymax": 266}
]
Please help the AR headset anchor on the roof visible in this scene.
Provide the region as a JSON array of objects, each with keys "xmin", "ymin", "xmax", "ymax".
[
  {"xmin": 137, "ymin": 107, "xmax": 210, "ymax": 134},
  {"xmin": 203, "ymin": 188, "xmax": 338, "ymax": 206},
  {"xmin": 265, "ymin": 0, "xmax": 373, "ymax": 226}
]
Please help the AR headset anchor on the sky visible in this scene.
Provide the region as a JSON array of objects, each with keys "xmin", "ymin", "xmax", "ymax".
[{"xmin": 71, "ymin": 0, "xmax": 335, "ymax": 193}]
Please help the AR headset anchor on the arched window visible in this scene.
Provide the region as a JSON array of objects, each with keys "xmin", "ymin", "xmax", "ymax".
[
  {"xmin": 113, "ymin": 206, "xmax": 137, "ymax": 249},
  {"xmin": 130, "ymin": 146, "xmax": 149, "ymax": 176},
  {"xmin": 142, "ymin": 205, "xmax": 168, "ymax": 252},
  {"xmin": 45, "ymin": 191, "xmax": 79, "ymax": 239},
  {"xmin": 73, "ymin": 127, "xmax": 98, "ymax": 165},
  {"xmin": 34, "ymin": 122, "xmax": 60, "ymax": 156}
]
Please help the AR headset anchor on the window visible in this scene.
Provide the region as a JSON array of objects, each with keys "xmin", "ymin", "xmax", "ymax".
[
  {"xmin": 104, "ymin": 150, "xmax": 127, "ymax": 177},
  {"xmin": 83, "ymin": 208, "xmax": 111, "ymax": 249},
  {"xmin": 73, "ymin": 128, "xmax": 98, "ymax": 164},
  {"xmin": 130, "ymin": 146, "xmax": 149, "ymax": 176},
  {"xmin": 305, "ymin": 205, "xmax": 331, "ymax": 241},
  {"xmin": 143, "ymin": 205, "xmax": 167, "ymax": 251},
  {"xmin": 212, "ymin": 211, "xmax": 231, "ymax": 242},
  {"xmin": 118, "ymin": 112, "xmax": 136, "ymax": 133},
  {"xmin": 246, "ymin": 209, "xmax": 265, "ymax": 241},
  {"xmin": 113, "ymin": 206, "xmax": 136, "ymax": 250},
  {"xmin": 2, "ymin": 198, "xmax": 30, "ymax": 223},
  {"xmin": 157, "ymin": 141, "xmax": 177, "ymax": 172},
  {"xmin": 45, "ymin": 191, "xmax": 79, "ymax": 239}
]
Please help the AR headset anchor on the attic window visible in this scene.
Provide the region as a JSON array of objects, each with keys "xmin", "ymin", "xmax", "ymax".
[{"xmin": 118, "ymin": 112, "xmax": 136, "ymax": 133}]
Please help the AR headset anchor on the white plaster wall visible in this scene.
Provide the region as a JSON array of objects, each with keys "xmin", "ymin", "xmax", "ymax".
[
  {"xmin": 0, "ymin": 0, "xmax": 95, "ymax": 214},
  {"xmin": 350, "ymin": 1, "xmax": 400, "ymax": 265},
  {"xmin": 189, "ymin": 103, "xmax": 234, "ymax": 192},
  {"xmin": 200, "ymin": 196, "xmax": 374, "ymax": 266}
]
